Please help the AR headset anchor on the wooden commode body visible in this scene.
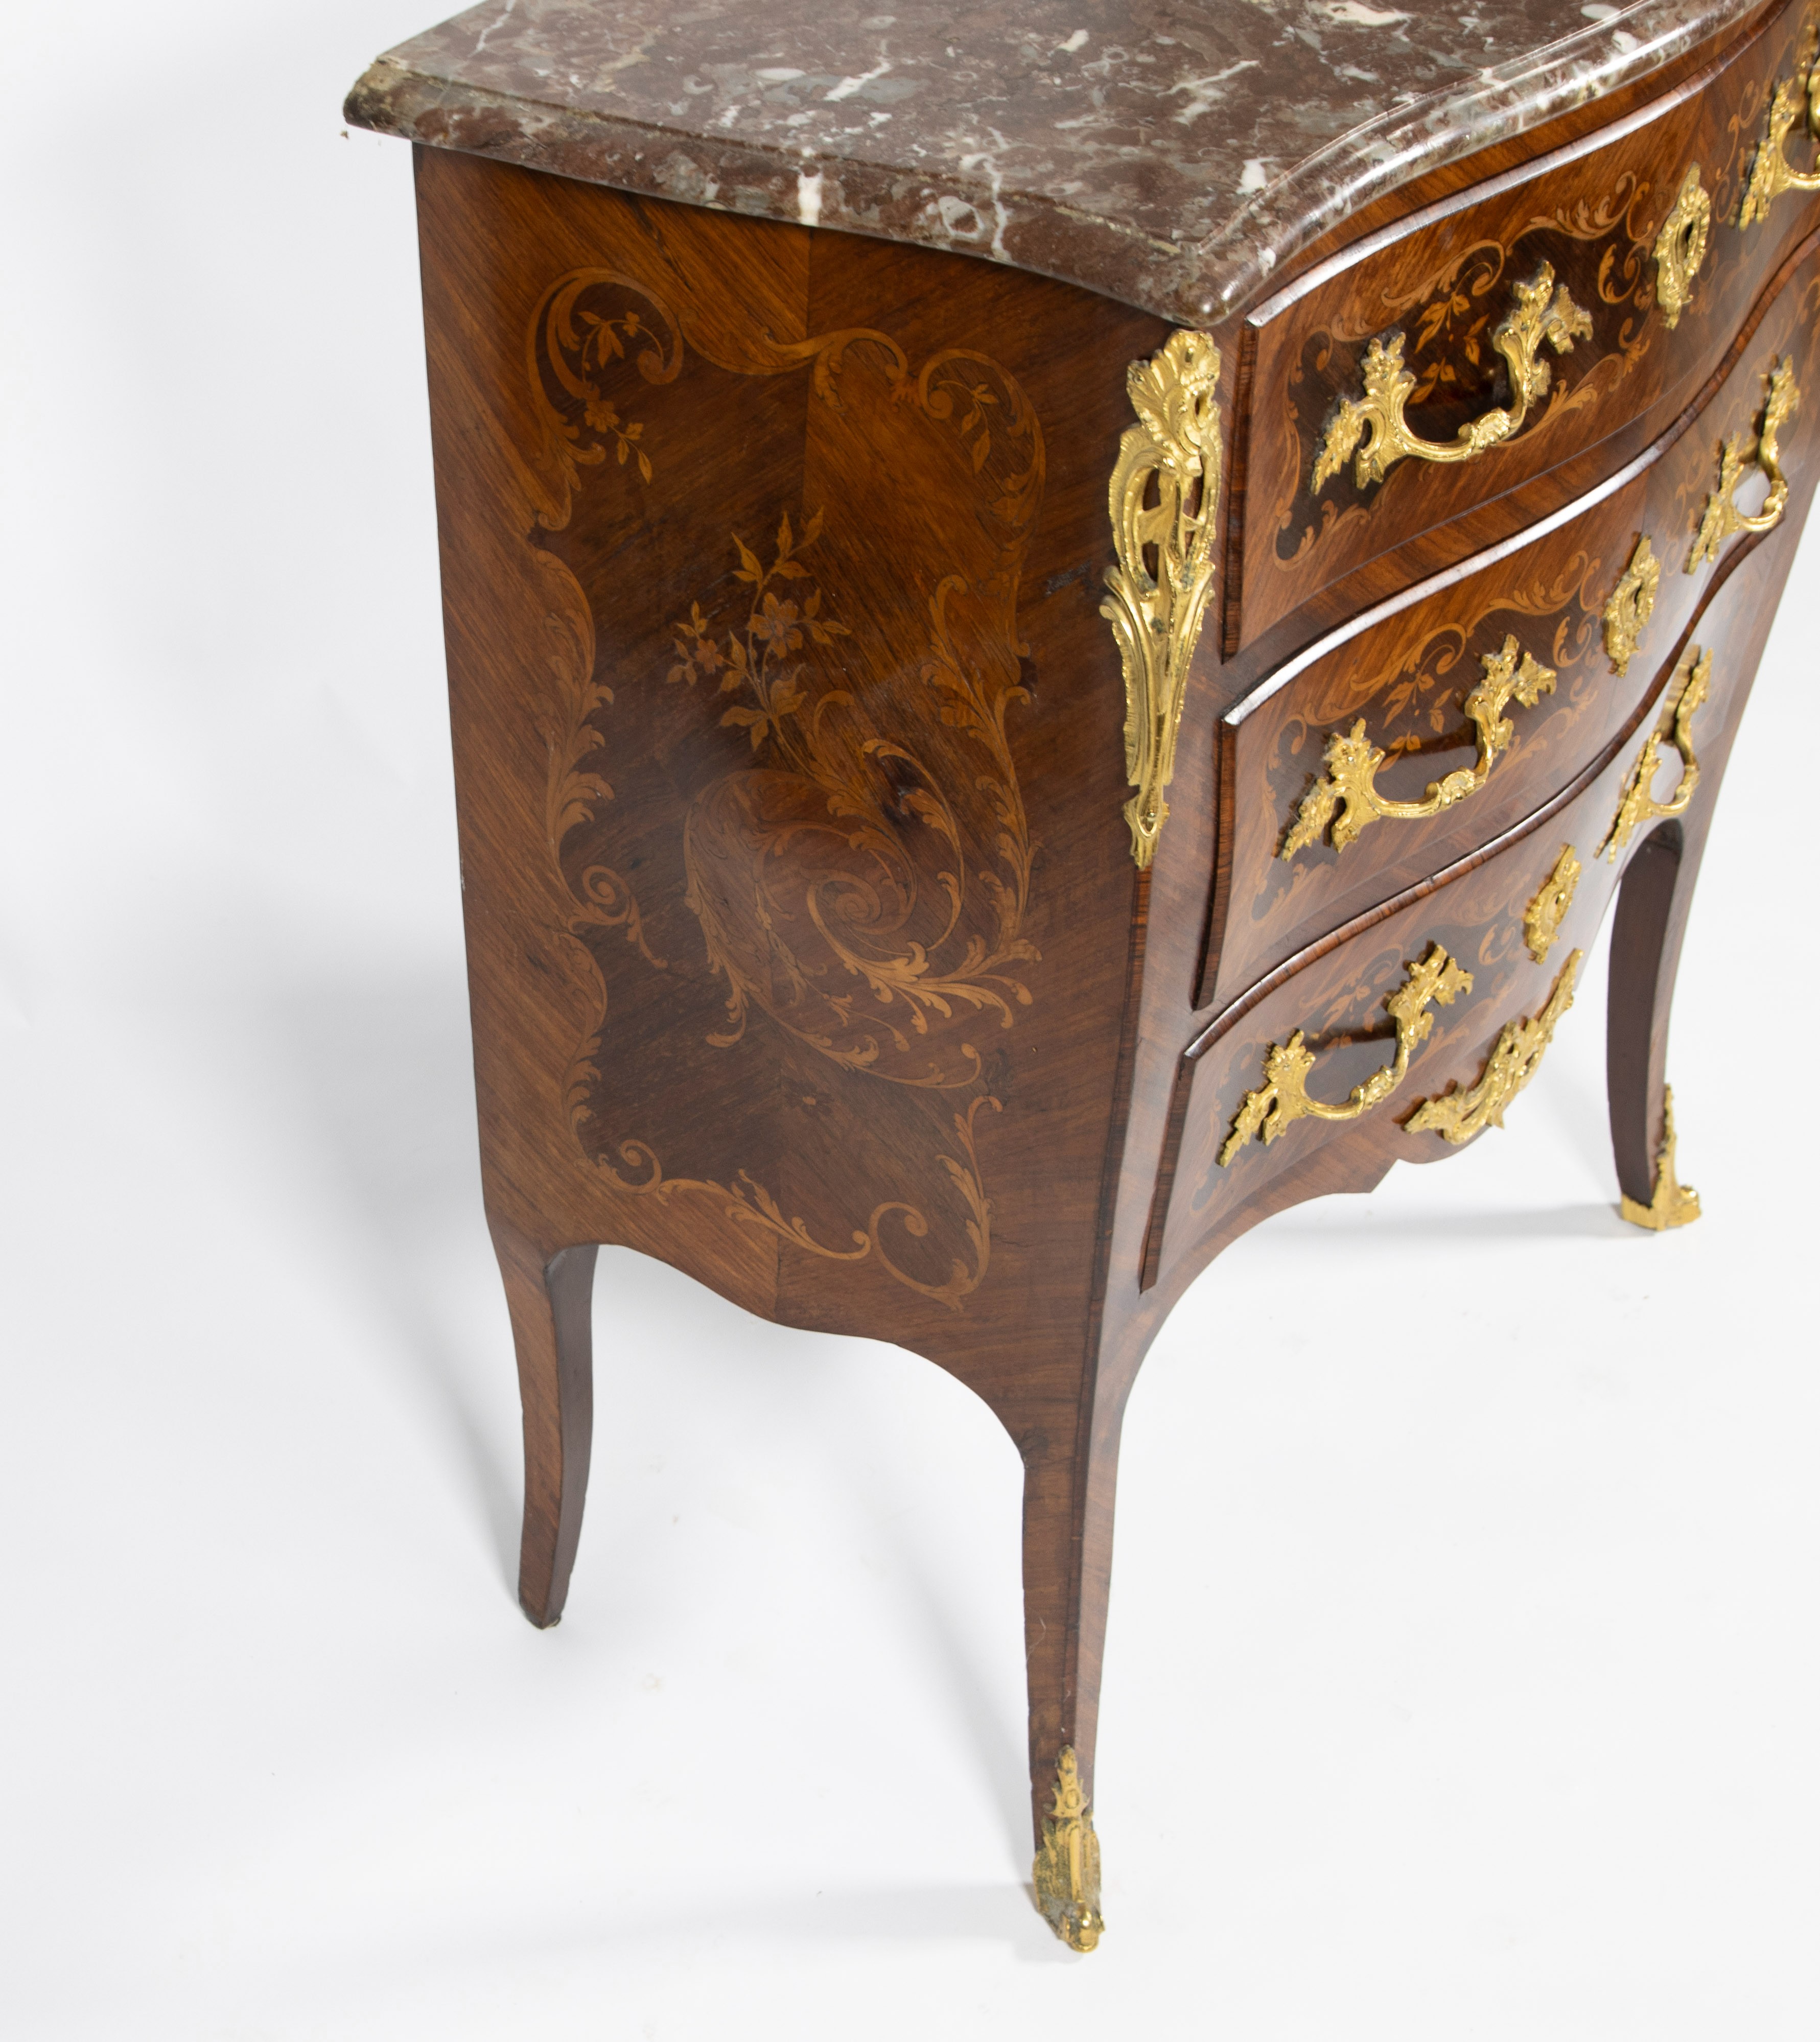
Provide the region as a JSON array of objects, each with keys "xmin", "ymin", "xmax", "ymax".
[{"xmin": 347, "ymin": 0, "xmax": 1816, "ymax": 1948}]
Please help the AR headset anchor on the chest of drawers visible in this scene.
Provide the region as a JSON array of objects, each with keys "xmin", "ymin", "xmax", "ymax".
[{"xmin": 347, "ymin": 0, "xmax": 1818, "ymax": 1950}]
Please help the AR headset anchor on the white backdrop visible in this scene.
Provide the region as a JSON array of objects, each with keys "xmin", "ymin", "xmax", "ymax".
[{"xmin": 3, "ymin": 5, "xmax": 1815, "ymax": 2036}]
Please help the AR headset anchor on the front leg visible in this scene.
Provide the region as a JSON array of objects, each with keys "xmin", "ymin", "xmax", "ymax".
[
  {"xmin": 1019, "ymin": 1396, "xmax": 1124, "ymax": 1952},
  {"xmin": 1606, "ymin": 820, "xmax": 1705, "ymax": 1227}
]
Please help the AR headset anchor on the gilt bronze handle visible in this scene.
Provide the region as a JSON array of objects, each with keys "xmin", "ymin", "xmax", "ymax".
[
  {"xmin": 1282, "ymin": 635, "xmax": 1557, "ymax": 859},
  {"xmin": 1602, "ymin": 645, "xmax": 1711, "ymax": 859},
  {"xmin": 1219, "ymin": 944, "xmax": 1473, "ymax": 1164},
  {"xmin": 1312, "ymin": 265, "xmax": 1593, "ymax": 493},
  {"xmin": 1687, "ymin": 360, "xmax": 1798, "ymax": 569},
  {"xmin": 1738, "ymin": 67, "xmax": 1820, "ymax": 227}
]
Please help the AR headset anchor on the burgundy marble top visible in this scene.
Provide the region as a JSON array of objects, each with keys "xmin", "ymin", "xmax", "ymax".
[{"xmin": 346, "ymin": 0, "xmax": 1758, "ymax": 322}]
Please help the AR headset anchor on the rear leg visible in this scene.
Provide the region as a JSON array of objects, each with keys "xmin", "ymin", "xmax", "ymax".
[
  {"xmin": 489, "ymin": 1216, "xmax": 598, "ymax": 1625},
  {"xmin": 1606, "ymin": 821, "xmax": 1701, "ymax": 1230}
]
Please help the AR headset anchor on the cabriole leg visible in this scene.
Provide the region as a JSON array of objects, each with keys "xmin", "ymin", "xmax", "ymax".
[
  {"xmin": 1606, "ymin": 819, "xmax": 1702, "ymax": 1230},
  {"xmin": 488, "ymin": 1217, "xmax": 598, "ymax": 1626},
  {"xmin": 1019, "ymin": 1405, "xmax": 1123, "ymax": 1952}
]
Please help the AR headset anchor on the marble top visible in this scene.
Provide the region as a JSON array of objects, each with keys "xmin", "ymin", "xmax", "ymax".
[{"xmin": 346, "ymin": 0, "xmax": 1756, "ymax": 322}]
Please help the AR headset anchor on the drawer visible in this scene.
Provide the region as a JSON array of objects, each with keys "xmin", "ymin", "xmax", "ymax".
[
  {"xmin": 1148, "ymin": 527, "xmax": 1785, "ymax": 1292},
  {"xmin": 1199, "ymin": 222, "xmax": 1820, "ymax": 1018},
  {"xmin": 1228, "ymin": 0, "xmax": 1820, "ymax": 656}
]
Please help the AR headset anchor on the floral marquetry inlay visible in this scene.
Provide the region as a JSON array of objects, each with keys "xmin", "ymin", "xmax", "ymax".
[
  {"xmin": 523, "ymin": 266, "xmax": 1050, "ymax": 1309},
  {"xmin": 668, "ymin": 512, "xmax": 1037, "ymax": 1086}
]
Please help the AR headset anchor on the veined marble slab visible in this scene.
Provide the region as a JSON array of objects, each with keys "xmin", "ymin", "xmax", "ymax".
[{"xmin": 346, "ymin": 0, "xmax": 1761, "ymax": 321}]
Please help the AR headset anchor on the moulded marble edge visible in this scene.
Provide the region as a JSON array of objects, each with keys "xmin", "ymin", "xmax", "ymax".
[{"xmin": 345, "ymin": 0, "xmax": 1759, "ymax": 326}]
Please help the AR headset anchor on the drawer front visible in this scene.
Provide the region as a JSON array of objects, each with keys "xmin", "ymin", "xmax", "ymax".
[
  {"xmin": 1149, "ymin": 530, "xmax": 1785, "ymax": 1292},
  {"xmin": 1201, "ymin": 224, "xmax": 1820, "ymax": 1017},
  {"xmin": 1231, "ymin": 0, "xmax": 1820, "ymax": 656}
]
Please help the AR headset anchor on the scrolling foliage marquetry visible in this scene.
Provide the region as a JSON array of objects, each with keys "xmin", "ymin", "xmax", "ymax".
[
  {"xmin": 668, "ymin": 514, "xmax": 1039, "ymax": 1086},
  {"xmin": 526, "ymin": 267, "xmax": 1048, "ymax": 1309},
  {"xmin": 1278, "ymin": 183, "xmax": 1658, "ymax": 566}
]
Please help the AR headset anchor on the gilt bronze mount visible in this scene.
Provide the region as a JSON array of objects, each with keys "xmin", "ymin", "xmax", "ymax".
[
  {"xmin": 1312, "ymin": 266, "xmax": 1594, "ymax": 494},
  {"xmin": 1033, "ymin": 1747, "xmax": 1103, "ymax": 1953},
  {"xmin": 1620, "ymin": 1085, "xmax": 1702, "ymax": 1229},
  {"xmin": 1101, "ymin": 330, "xmax": 1223, "ymax": 866}
]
